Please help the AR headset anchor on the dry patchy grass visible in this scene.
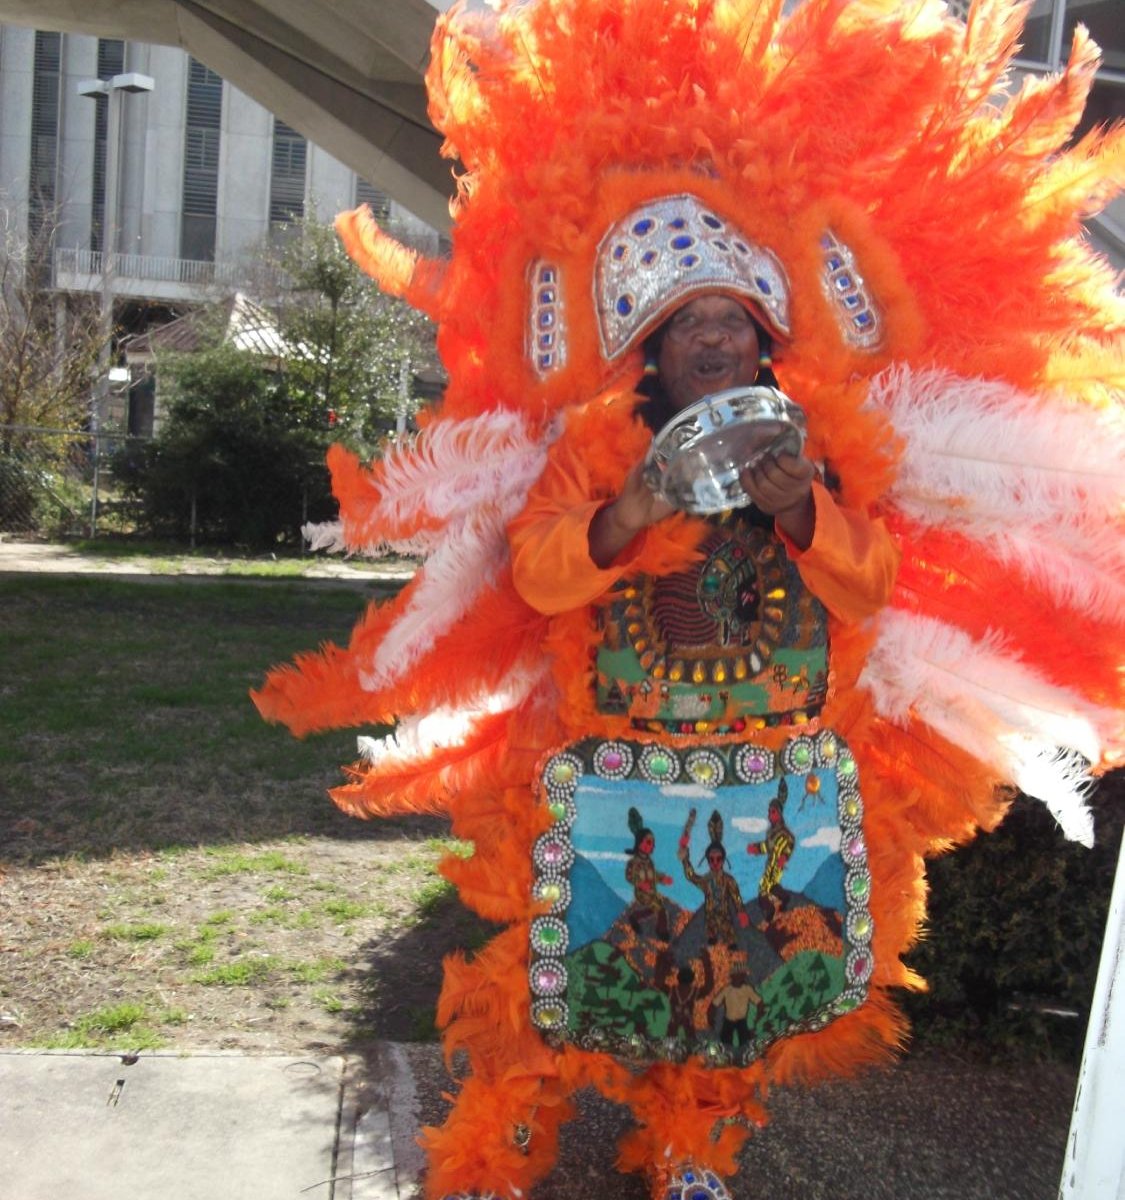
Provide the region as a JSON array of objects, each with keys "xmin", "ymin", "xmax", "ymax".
[{"xmin": 0, "ymin": 574, "xmax": 492, "ymax": 1052}]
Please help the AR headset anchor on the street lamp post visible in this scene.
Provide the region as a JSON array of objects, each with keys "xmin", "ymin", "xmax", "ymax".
[{"xmin": 77, "ymin": 72, "xmax": 154, "ymax": 536}]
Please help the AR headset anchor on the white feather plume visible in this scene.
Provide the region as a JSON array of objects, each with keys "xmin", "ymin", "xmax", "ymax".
[
  {"xmin": 334, "ymin": 411, "xmax": 553, "ymax": 567},
  {"xmin": 303, "ymin": 520, "xmax": 346, "ymax": 553},
  {"xmin": 360, "ymin": 506, "xmax": 515, "ymax": 689},
  {"xmin": 870, "ymin": 365, "xmax": 1125, "ymax": 620},
  {"xmin": 355, "ymin": 661, "xmax": 550, "ymax": 769},
  {"xmin": 358, "ymin": 417, "xmax": 555, "ymax": 688},
  {"xmin": 375, "ymin": 410, "xmax": 551, "ymax": 528},
  {"xmin": 862, "ymin": 610, "xmax": 1114, "ymax": 845}
]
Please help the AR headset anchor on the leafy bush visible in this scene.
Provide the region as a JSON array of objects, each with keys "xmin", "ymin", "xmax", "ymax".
[
  {"xmin": 115, "ymin": 345, "xmax": 335, "ymax": 548},
  {"xmin": 904, "ymin": 774, "xmax": 1123, "ymax": 1061}
]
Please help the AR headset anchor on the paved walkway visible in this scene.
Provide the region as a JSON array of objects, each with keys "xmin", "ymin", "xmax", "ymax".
[{"xmin": 0, "ymin": 539, "xmax": 414, "ymax": 584}]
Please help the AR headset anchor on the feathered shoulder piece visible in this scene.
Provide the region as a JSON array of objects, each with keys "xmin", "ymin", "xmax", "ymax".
[{"xmin": 256, "ymin": 0, "xmax": 1123, "ymax": 846}]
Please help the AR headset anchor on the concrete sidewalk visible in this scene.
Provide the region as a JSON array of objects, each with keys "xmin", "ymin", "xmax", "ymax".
[
  {"xmin": 0, "ymin": 1047, "xmax": 422, "ymax": 1200},
  {"xmin": 0, "ymin": 1042, "xmax": 1079, "ymax": 1200}
]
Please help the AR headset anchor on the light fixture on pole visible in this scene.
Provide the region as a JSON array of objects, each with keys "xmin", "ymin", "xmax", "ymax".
[{"xmin": 77, "ymin": 71, "xmax": 154, "ymax": 536}]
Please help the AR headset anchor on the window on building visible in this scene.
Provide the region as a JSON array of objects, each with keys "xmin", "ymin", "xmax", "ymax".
[
  {"xmin": 90, "ymin": 39, "xmax": 126, "ymax": 254},
  {"xmin": 180, "ymin": 59, "xmax": 223, "ymax": 262},
  {"xmin": 269, "ymin": 120, "xmax": 307, "ymax": 232},
  {"xmin": 355, "ymin": 176, "xmax": 391, "ymax": 220},
  {"xmin": 29, "ymin": 32, "xmax": 62, "ymax": 249},
  {"xmin": 1017, "ymin": 1, "xmax": 1124, "ymax": 144}
]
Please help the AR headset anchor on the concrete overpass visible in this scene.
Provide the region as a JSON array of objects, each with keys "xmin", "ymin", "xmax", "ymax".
[
  {"xmin": 0, "ymin": 0, "xmax": 455, "ymax": 230},
  {"xmin": 4, "ymin": 1, "xmax": 1121, "ymax": 255}
]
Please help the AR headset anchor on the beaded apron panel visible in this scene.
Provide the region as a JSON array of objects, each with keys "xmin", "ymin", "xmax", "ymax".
[
  {"xmin": 596, "ymin": 518, "xmax": 829, "ymax": 735},
  {"xmin": 529, "ymin": 733, "xmax": 872, "ymax": 1066}
]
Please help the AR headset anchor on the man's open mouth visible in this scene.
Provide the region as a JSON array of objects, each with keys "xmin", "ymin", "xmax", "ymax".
[{"xmin": 692, "ymin": 357, "xmax": 734, "ymax": 379}]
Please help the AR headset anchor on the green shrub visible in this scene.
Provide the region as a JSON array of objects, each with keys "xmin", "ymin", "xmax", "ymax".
[
  {"xmin": 113, "ymin": 345, "xmax": 335, "ymax": 548},
  {"xmin": 904, "ymin": 774, "xmax": 1123, "ymax": 1061}
]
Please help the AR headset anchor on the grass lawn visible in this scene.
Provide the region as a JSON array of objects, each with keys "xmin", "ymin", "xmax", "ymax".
[{"xmin": 0, "ymin": 572, "xmax": 488, "ymax": 1052}]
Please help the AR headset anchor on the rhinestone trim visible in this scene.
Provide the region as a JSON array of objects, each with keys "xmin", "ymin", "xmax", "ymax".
[
  {"xmin": 528, "ymin": 260, "xmax": 568, "ymax": 377},
  {"xmin": 819, "ymin": 230, "xmax": 883, "ymax": 351}
]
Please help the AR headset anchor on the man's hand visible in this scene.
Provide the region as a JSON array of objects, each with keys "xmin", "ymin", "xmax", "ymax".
[
  {"xmin": 588, "ymin": 462, "xmax": 675, "ymax": 568},
  {"xmin": 741, "ymin": 453, "xmax": 816, "ymax": 550}
]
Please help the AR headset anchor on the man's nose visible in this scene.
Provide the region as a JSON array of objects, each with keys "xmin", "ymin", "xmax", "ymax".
[{"xmin": 695, "ymin": 321, "xmax": 730, "ymax": 344}]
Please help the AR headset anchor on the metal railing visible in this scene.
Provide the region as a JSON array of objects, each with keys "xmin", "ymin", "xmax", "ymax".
[{"xmin": 53, "ymin": 247, "xmax": 244, "ymax": 289}]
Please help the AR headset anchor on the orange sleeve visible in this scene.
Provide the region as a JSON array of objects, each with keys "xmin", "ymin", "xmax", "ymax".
[
  {"xmin": 776, "ymin": 480, "xmax": 900, "ymax": 623},
  {"xmin": 508, "ymin": 447, "xmax": 649, "ymax": 614}
]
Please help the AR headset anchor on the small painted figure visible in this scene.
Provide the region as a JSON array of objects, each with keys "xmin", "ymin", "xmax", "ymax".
[
  {"xmin": 746, "ymin": 778, "xmax": 796, "ymax": 924},
  {"xmin": 678, "ymin": 809, "xmax": 750, "ymax": 949},
  {"xmin": 711, "ymin": 969, "xmax": 763, "ymax": 1048},
  {"xmin": 660, "ymin": 946, "xmax": 715, "ymax": 1048},
  {"xmin": 624, "ymin": 806, "xmax": 674, "ymax": 941}
]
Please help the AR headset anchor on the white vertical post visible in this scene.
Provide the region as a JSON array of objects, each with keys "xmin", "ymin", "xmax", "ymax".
[
  {"xmin": 1059, "ymin": 833, "xmax": 1125, "ymax": 1200},
  {"xmin": 396, "ymin": 356, "xmax": 410, "ymax": 436}
]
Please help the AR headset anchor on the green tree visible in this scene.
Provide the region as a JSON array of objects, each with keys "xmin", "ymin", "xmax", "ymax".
[{"xmin": 253, "ymin": 216, "xmax": 436, "ymax": 445}]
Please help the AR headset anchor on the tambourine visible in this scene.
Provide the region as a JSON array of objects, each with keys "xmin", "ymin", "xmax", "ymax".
[{"xmin": 642, "ymin": 386, "xmax": 807, "ymax": 515}]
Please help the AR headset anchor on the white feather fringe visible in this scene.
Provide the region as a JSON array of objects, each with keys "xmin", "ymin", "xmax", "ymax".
[
  {"xmin": 302, "ymin": 520, "xmax": 346, "ymax": 554},
  {"xmin": 862, "ymin": 610, "xmax": 1112, "ymax": 845},
  {"xmin": 871, "ymin": 365, "xmax": 1125, "ymax": 621},
  {"xmin": 361, "ymin": 507, "xmax": 515, "ymax": 689},
  {"xmin": 343, "ymin": 410, "xmax": 554, "ymax": 557},
  {"xmin": 353, "ymin": 413, "xmax": 556, "ymax": 689}
]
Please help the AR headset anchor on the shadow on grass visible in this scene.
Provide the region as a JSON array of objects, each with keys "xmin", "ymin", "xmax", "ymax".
[
  {"xmin": 341, "ymin": 882, "xmax": 501, "ymax": 1045},
  {"xmin": 0, "ymin": 571, "xmax": 418, "ymax": 865}
]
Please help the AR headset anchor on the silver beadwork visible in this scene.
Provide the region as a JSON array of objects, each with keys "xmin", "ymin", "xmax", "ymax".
[{"xmin": 595, "ymin": 194, "xmax": 792, "ymax": 360}]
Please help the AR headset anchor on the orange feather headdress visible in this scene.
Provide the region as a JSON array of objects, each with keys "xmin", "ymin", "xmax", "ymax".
[{"xmin": 254, "ymin": 2, "xmax": 1122, "ymax": 1189}]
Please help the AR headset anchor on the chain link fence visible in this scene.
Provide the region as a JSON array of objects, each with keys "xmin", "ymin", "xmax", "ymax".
[
  {"xmin": 0, "ymin": 425, "xmax": 147, "ymax": 538},
  {"xmin": 1, "ymin": 424, "xmax": 330, "ymax": 547}
]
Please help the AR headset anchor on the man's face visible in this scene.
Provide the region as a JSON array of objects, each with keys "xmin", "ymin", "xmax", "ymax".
[
  {"xmin": 707, "ymin": 849, "xmax": 725, "ymax": 873},
  {"xmin": 656, "ymin": 295, "xmax": 761, "ymax": 411}
]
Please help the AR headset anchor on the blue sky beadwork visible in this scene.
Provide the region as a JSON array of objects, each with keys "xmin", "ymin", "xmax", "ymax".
[{"xmin": 529, "ymin": 733, "xmax": 872, "ymax": 1065}]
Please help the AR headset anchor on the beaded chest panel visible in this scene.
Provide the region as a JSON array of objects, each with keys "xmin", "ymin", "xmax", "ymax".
[
  {"xmin": 529, "ymin": 733, "xmax": 872, "ymax": 1066},
  {"xmin": 595, "ymin": 518, "xmax": 829, "ymax": 734}
]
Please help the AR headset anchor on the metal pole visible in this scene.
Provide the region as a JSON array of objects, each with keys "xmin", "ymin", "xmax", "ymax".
[
  {"xmin": 1059, "ymin": 832, "xmax": 1125, "ymax": 1199},
  {"xmin": 90, "ymin": 87, "xmax": 121, "ymax": 539}
]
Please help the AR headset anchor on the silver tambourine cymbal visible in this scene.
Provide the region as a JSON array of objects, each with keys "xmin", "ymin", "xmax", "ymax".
[{"xmin": 642, "ymin": 385, "xmax": 808, "ymax": 515}]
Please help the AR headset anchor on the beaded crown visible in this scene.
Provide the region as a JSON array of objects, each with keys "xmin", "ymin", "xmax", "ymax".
[{"xmin": 593, "ymin": 193, "xmax": 793, "ymax": 360}]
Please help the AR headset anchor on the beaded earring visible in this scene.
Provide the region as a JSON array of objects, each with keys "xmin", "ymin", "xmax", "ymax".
[{"xmin": 643, "ymin": 357, "xmax": 659, "ymax": 377}]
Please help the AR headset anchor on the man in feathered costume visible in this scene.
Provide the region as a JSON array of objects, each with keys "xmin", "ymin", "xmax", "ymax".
[{"xmin": 254, "ymin": 2, "xmax": 1124, "ymax": 1197}]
